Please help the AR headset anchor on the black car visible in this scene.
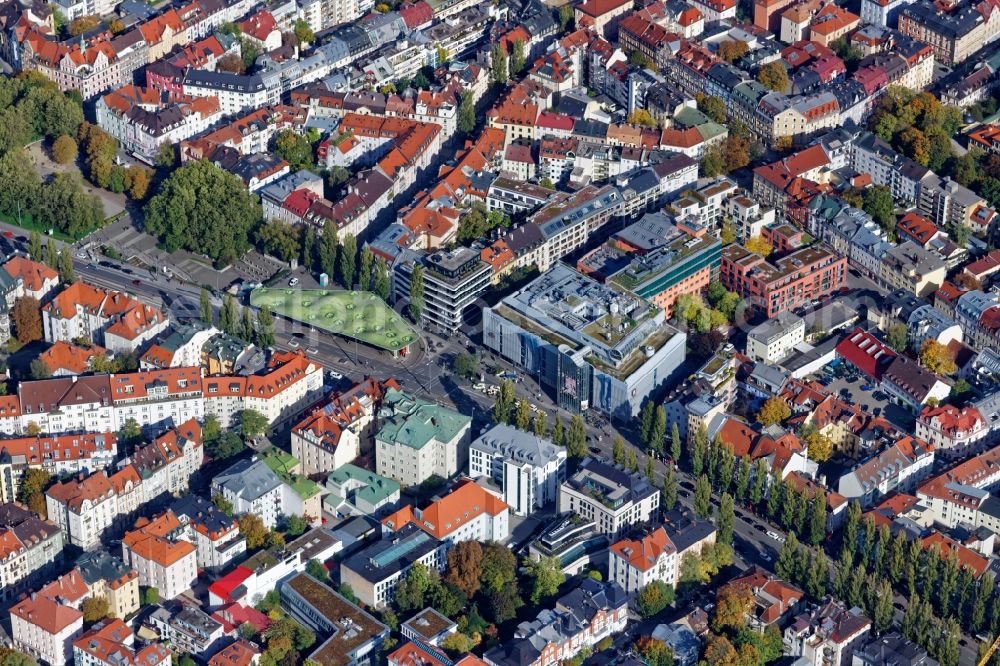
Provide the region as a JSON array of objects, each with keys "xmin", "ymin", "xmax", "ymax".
[{"xmin": 98, "ymin": 260, "xmax": 116, "ymax": 268}]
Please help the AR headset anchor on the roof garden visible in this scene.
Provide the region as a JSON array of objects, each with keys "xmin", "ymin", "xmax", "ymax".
[{"xmin": 250, "ymin": 288, "xmax": 419, "ymax": 352}]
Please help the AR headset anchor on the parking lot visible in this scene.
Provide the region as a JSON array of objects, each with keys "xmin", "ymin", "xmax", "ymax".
[{"xmin": 810, "ymin": 368, "xmax": 916, "ymax": 431}]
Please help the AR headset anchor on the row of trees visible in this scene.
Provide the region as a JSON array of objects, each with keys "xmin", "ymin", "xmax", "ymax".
[
  {"xmin": 489, "ymin": 39, "xmax": 527, "ymax": 86},
  {"xmin": 203, "ymin": 291, "xmax": 275, "ymax": 348},
  {"xmin": 491, "ymin": 380, "xmax": 588, "ymax": 458}
]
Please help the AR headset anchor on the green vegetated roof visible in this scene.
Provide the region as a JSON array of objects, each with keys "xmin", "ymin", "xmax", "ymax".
[
  {"xmin": 376, "ymin": 387, "xmax": 471, "ymax": 450},
  {"xmin": 261, "ymin": 448, "xmax": 321, "ymax": 500},
  {"xmin": 250, "ymin": 288, "xmax": 419, "ymax": 352}
]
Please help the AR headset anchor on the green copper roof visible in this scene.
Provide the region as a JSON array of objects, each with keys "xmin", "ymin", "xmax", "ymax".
[
  {"xmin": 324, "ymin": 464, "xmax": 400, "ymax": 508},
  {"xmin": 375, "ymin": 388, "xmax": 471, "ymax": 450}
]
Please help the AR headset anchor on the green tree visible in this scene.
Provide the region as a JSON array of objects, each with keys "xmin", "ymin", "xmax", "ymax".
[
  {"xmin": 567, "ymin": 415, "xmax": 587, "ymax": 459},
  {"xmin": 240, "ymin": 409, "xmax": 268, "ymax": 438},
  {"xmin": 637, "ymin": 580, "xmax": 675, "ymax": 617},
  {"xmin": 256, "ymin": 305, "xmax": 275, "ymax": 348},
  {"xmin": 212, "ymin": 493, "xmax": 233, "ymax": 516},
  {"xmin": 320, "ymin": 220, "xmax": 338, "ymax": 279},
  {"xmin": 552, "ymin": 415, "xmax": 565, "ymax": 446},
  {"xmin": 510, "ymin": 39, "xmax": 526, "ymax": 77},
  {"xmin": 694, "ymin": 474, "xmax": 712, "ymax": 518},
  {"xmin": 526, "ymin": 555, "xmax": 565, "ymax": 603},
  {"xmin": 18, "ymin": 468, "xmax": 51, "ymax": 517},
  {"xmin": 613, "ymin": 434, "xmax": 626, "ymax": 466},
  {"xmin": 220, "ymin": 293, "xmax": 238, "ymax": 336},
  {"xmin": 650, "ymin": 406, "xmax": 667, "ymax": 455},
  {"xmin": 409, "ymin": 264, "xmax": 425, "ymax": 322},
  {"xmin": 805, "ymin": 553, "xmax": 829, "ymax": 600},
  {"xmin": 493, "ymin": 380, "xmax": 515, "ymax": 424},
  {"xmin": 458, "ymin": 90, "xmax": 476, "ymax": 134},
  {"xmin": 490, "ymin": 43, "xmax": 508, "ymax": 85},
  {"xmin": 756, "ymin": 396, "xmax": 791, "ymax": 426},
  {"xmin": 293, "ymin": 18, "xmax": 314, "ymax": 44},
  {"xmin": 143, "ymin": 587, "xmax": 159, "ymax": 606},
  {"xmin": 256, "ymin": 220, "xmax": 301, "ymax": 263},
  {"xmin": 514, "ymin": 399, "xmax": 531, "ymax": 431},
  {"xmin": 28, "ymin": 231, "xmax": 42, "ymax": 263},
  {"xmin": 57, "ymin": 249, "xmax": 74, "ymax": 283},
  {"xmin": 640, "ymin": 401, "xmax": 655, "ymax": 446},
  {"xmin": 144, "ymin": 160, "xmax": 261, "ymax": 266},
  {"xmin": 285, "ymin": 515, "xmax": 308, "ymax": 538},
  {"xmin": 533, "ymin": 412, "xmax": 548, "ymax": 438},
  {"xmin": 339, "ymin": 234, "xmax": 357, "ymax": 288},
  {"xmin": 887, "ymin": 322, "xmax": 909, "ymax": 352},
  {"xmin": 718, "ymin": 492, "xmax": 735, "ymax": 545},
  {"xmin": 453, "ymin": 352, "xmax": 479, "ymax": 380},
  {"xmin": 809, "ymin": 492, "xmax": 827, "ymax": 545},
  {"xmin": 750, "ymin": 459, "xmax": 768, "ymax": 506},
  {"xmin": 356, "ymin": 245, "xmax": 374, "ymax": 291},
  {"xmin": 670, "ymin": 423, "xmax": 681, "ymax": 463},
  {"xmin": 559, "ymin": 4, "xmax": 574, "ymax": 31},
  {"xmin": 51, "ymin": 134, "xmax": 77, "ymax": 164},
  {"xmin": 663, "ymin": 467, "xmax": 678, "ymax": 512},
  {"xmin": 775, "ymin": 533, "xmax": 800, "ymax": 581},
  {"xmin": 240, "ymin": 306, "xmax": 254, "ymax": 342},
  {"xmin": 757, "ymin": 61, "xmax": 789, "ymax": 92},
  {"xmin": 373, "ymin": 257, "xmax": 390, "ymax": 302},
  {"xmin": 692, "ymin": 424, "xmax": 708, "ymax": 476},
  {"xmin": 697, "ymin": 94, "xmax": 727, "ymax": 123},
  {"xmin": 863, "ymin": 185, "xmax": 896, "ymax": 235},
  {"xmin": 200, "ymin": 288, "xmax": 213, "ymax": 325}
]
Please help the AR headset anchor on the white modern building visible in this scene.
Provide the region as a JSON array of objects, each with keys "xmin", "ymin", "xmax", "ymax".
[{"xmin": 469, "ymin": 424, "xmax": 567, "ymax": 516}]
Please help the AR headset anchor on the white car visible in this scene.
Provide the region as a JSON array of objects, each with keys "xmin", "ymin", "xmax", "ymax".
[
  {"xmin": 288, "ymin": 277, "xmax": 300, "ymax": 286},
  {"xmin": 766, "ymin": 531, "xmax": 786, "ymax": 543},
  {"xmin": 328, "ymin": 370, "xmax": 343, "ymax": 380}
]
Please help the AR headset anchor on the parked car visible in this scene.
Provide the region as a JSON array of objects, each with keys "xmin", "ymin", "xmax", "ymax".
[
  {"xmin": 861, "ymin": 384, "xmax": 874, "ymax": 391},
  {"xmin": 328, "ymin": 370, "xmax": 343, "ymax": 380},
  {"xmin": 288, "ymin": 277, "xmax": 300, "ymax": 286}
]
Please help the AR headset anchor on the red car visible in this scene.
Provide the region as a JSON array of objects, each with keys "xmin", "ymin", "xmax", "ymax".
[{"xmin": 2, "ymin": 231, "xmax": 13, "ymax": 239}]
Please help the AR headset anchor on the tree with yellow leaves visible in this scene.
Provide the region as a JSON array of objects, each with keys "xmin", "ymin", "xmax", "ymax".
[
  {"xmin": 627, "ymin": 109, "xmax": 658, "ymax": 129},
  {"xmin": 920, "ymin": 339, "xmax": 957, "ymax": 376},
  {"xmin": 745, "ymin": 236, "xmax": 773, "ymax": 257},
  {"xmin": 756, "ymin": 396, "xmax": 791, "ymax": 427},
  {"xmin": 805, "ymin": 431, "xmax": 833, "ymax": 462}
]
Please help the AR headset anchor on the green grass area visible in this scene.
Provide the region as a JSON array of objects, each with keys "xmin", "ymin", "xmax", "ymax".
[
  {"xmin": 0, "ymin": 212, "xmax": 76, "ymax": 243},
  {"xmin": 251, "ymin": 288, "xmax": 419, "ymax": 352}
]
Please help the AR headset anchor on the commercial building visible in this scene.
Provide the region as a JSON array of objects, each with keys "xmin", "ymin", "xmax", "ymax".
[
  {"xmin": 721, "ymin": 243, "xmax": 847, "ymax": 318},
  {"xmin": 559, "ymin": 458, "xmax": 660, "ymax": 539},
  {"xmin": 281, "ymin": 573, "xmax": 389, "ymax": 665},
  {"xmin": 483, "ymin": 265, "xmax": 686, "ymax": 420},
  {"xmin": 468, "ymin": 424, "xmax": 567, "ymax": 516},
  {"xmin": 392, "ymin": 247, "xmax": 491, "ymax": 331},
  {"xmin": 375, "ymin": 388, "xmax": 471, "ymax": 487},
  {"xmin": 601, "ymin": 213, "xmax": 722, "ymax": 318}
]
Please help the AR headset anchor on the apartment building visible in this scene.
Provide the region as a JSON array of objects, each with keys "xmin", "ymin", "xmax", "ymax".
[
  {"xmin": 2, "ymin": 256, "xmax": 59, "ymax": 302},
  {"xmin": 45, "ymin": 468, "xmax": 140, "ymax": 550},
  {"xmin": 879, "ymin": 242, "xmax": 948, "ymax": 297},
  {"xmin": 148, "ymin": 604, "xmax": 225, "ymax": 656},
  {"xmin": 485, "ymin": 579, "xmax": 628, "ymax": 666},
  {"xmin": 340, "ymin": 523, "xmax": 448, "ymax": 607},
  {"xmin": 608, "ymin": 526, "xmax": 679, "ymax": 593},
  {"xmin": 747, "ymin": 312, "xmax": 806, "ymax": 364},
  {"xmin": 899, "ymin": 0, "xmax": 1000, "ymax": 65},
  {"xmin": 382, "ymin": 478, "xmax": 510, "ymax": 545},
  {"xmin": 9, "ymin": 592, "xmax": 83, "ymax": 666},
  {"xmin": 559, "ymin": 458, "xmax": 660, "ymax": 539},
  {"xmin": 0, "ymin": 503, "xmax": 63, "ymax": 602},
  {"xmin": 75, "ymin": 550, "xmax": 140, "ymax": 620},
  {"xmin": 42, "ymin": 283, "xmax": 168, "ymax": 354},
  {"xmin": 721, "ymin": 243, "xmax": 847, "ymax": 318},
  {"xmin": 73, "ymin": 619, "xmax": 171, "ymax": 666},
  {"xmin": 786, "ymin": 601, "xmax": 871, "ymax": 666},
  {"xmin": 212, "ymin": 457, "xmax": 283, "ymax": 529},
  {"xmin": 171, "ymin": 495, "xmax": 245, "ymax": 573},
  {"xmin": 121, "ymin": 511, "xmax": 197, "ymax": 600},
  {"xmin": 916, "ymin": 404, "xmax": 990, "ymax": 460},
  {"xmin": 375, "ymin": 388, "xmax": 471, "ymax": 486},
  {"xmin": 880, "ymin": 356, "xmax": 951, "ymax": 412},
  {"xmin": 96, "ymin": 85, "xmax": 222, "ymax": 163},
  {"xmin": 837, "ymin": 436, "xmax": 935, "ymax": 507},
  {"xmin": 917, "ymin": 442, "xmax": 1000, "ymax": 527}
]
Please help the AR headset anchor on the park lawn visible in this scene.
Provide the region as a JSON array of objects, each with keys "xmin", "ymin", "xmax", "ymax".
[{"xmin": 251, "ymin": 288, "xmax": 419, "ymax": 352}]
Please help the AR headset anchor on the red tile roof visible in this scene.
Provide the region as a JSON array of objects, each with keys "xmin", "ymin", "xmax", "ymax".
[
  {"xmin": 383, "ymin": 478, "xmax": 508, "ymax": 540},
  {"xmin": 609, "ymin": 526, "xmax": 676, "ymax": 572}
]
